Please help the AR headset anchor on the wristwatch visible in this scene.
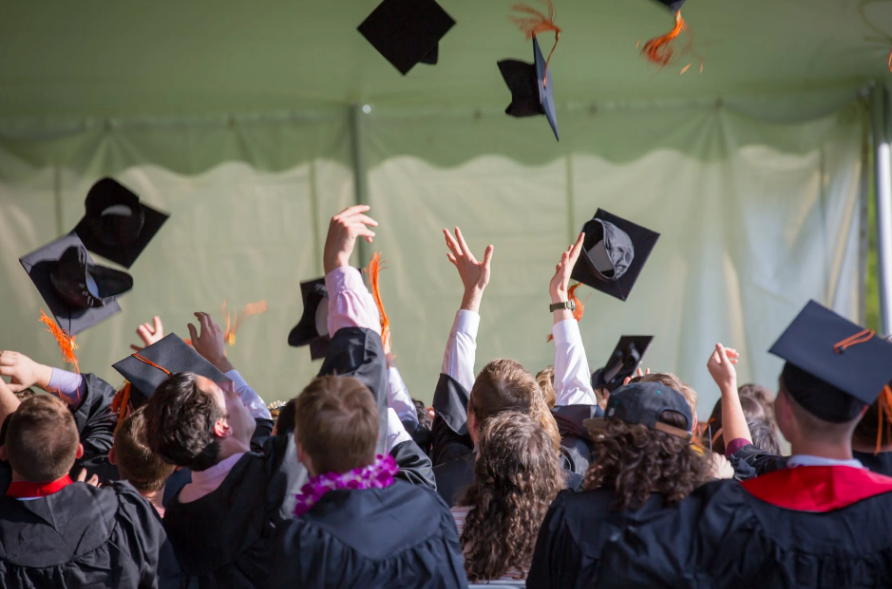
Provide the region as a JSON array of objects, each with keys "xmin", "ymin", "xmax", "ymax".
[{"xmin": 549, "ymin": 300, "xmax": 577, "ymax": 313}]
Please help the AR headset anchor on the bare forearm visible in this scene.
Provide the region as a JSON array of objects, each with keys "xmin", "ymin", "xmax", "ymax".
[{"xmin": 0, "ymin": 380, "xmax": 20, "ymax": 424}]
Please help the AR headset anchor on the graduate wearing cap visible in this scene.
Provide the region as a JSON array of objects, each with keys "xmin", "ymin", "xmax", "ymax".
[{"xmin": 588, "ymin": 302, "xmax": 892, "ymax": 589}]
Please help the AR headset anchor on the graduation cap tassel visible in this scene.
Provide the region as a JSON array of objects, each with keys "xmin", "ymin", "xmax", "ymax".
[
  {"xmin": 546, "ymin": 283, "xmax": 584, "ymax": 342},
  {"xmin": 221, "ymin": 299, "xmax": 269, "ymax": 347},
  {"xmin": 876, "ymin": 385, "xmax": 892, "ymax": 455},
  {"xmin": 111, "ymin": 382, "xmax": 132, "ymax": 431},
  {"xmin": 509, "ymin": 0, "xmax": 561, "ymax": 86},
  {"xmin": 39, "ymin": 309, "xmax": 80, "ymax": 377},
  {"xmin": 366, "ymin": 252, "xmax": 391, "ymax": 351},
  {"xmin": 640, "ymin": 10, "xmax": 686, "ymax": 68}
]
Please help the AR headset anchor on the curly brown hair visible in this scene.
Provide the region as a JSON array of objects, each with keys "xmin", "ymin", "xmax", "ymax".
[
  {"xmin": 584, "ymin": 410, "xmax": 712, "ymax": 510},
  {"xmin": 458, "ymin": 411, "xmax": 565, "ymax": 581}
]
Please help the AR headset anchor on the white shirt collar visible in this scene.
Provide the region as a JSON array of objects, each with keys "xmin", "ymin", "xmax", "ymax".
[{"xmin": 787, "ymin": 454, "xmax": 865, "ymax": 469}]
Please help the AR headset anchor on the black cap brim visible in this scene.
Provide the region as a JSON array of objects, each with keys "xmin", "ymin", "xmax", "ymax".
[
  {"xmin": 498, "ymin": 37, "xmax": 559, "ymax": 141},
  {"xmin": 769, "ymin": 300, "xmax": 892, "ymax": 407},
  {"xmin": 73, "ymin": 178, "xmax": 169, "ymax": 269},
  {"xmin": 19, "ymin": 233, "xmax": 122, "ymax": 335},
  {"xmin": 357, "ymin": 0, "xmax": 455, "ymax": 75},
  {"xmin": 288, "ymin": 277, "xmax": 330, "ymax": 361},
  {"xmin": 112, "ymin": 333, "xmax": 229, "ymax": 403},
  {"xmin": 571, "ymin": 209, "xmax": 660, "ymax": 301}
]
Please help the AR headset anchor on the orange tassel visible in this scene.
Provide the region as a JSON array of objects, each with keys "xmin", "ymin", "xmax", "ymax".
[
  {"xmin": 641, "ymin": 10, "xmax": 687, "ymax": 67},
  {"xmin": 366, "ymin": 253, "xmax": 391, "ymax": 351},
  {"xmin": 221, "ymin": 299, "xmax": 268, "ymax": 346},
  {"xmin": 39, "ymin": 309, "xmax": 81, "ymax": 393},
  {"xmin": 876, "ymin": 385, "xmax": 892, "ymax": 455},
  {"xmin": 546, "ymin": 283, "xmax": 584, "ymax": 342},
  {"xmin": 510, "ymin": 1, "xmax": 561, "ymax": 87},
  {"xmin": 111, "ymin": 382, "xmax": 132, "ymax": 431}
]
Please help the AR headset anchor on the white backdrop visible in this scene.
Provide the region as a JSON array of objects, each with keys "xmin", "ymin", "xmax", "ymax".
[{"xmin": 0, "ymin": 100, "xmax": 864, "ymax": 418}]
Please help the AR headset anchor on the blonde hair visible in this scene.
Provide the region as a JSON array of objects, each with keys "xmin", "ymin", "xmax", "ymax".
[{"xmin": 536, "ymin": 366, "xmax": 557, "ymax": 410}]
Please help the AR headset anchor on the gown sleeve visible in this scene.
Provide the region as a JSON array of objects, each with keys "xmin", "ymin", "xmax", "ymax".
[
  {"xmin": 729, "ymin": 443, "xmax": 787, "ymax": 478},
  {"xmin": 430, "ymin": 374, "xmax": 474, "ymax": 467}
]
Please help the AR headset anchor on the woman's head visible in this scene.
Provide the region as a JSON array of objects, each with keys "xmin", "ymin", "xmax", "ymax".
[
  {"xmin": 468, "ymin": 359, "xmax": 540, "ymax": 443},
  {"xmin": 707, "ymin": 394, "xmax": 776, "ymax": 454},
  {"xmin": 536, "ymin": 365, "xmax": 556, "ymax": 410},
  {"xmin": 458, "ymin": 411, "xmax": 564, "ymax": 581}
]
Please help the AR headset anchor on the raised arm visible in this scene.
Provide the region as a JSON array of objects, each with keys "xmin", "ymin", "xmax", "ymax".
[
  {"xmin": 549, "ymin": 233, "xmax": 596, "ymax": 407},
  {"xmin": 707, "ymin": 343, "xmax": 750, "ymax": 452},
  {"xmin": 0, "ymin": 350, "xmax": 80, "ymax": 405},
  {"xmin": 0, "ymin": 377, "xmax": 20, "ymax": 427}
]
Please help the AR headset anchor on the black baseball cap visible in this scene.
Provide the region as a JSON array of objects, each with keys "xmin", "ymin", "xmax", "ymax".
[
  {"xmin": 19, "ymin": 233, "xmax": 132, "ymax": 335},
  {"xmin": 591, "ymin": 336, "xmax": 654, "ymax": 392},
  {"xmin": 288, "ymin": 277, "xmax": 330, "ymax": 360},
  {"xmin": 112, "ymin": 333, "xmax": 230, "ymax": 408},
  {"xmin": 73, "ymin": 178, "xmax": 169, "ymax": 269},
  {"xmin": 585, "ymin": 381, "xmax": 693, "ymax": 441},
  {"xmin": 571, "ymin": 209, "xmax": 660, "ymax": 301},
  {"xmin": 770, "ymin": 300, "xmax": 892, "ymax": 423},
  {"xmin": 498, "ymin": 37, "xmax": 559, "ymax": 141},
  {"xmin": 358, "ymin": 0, "xmax": 456, "ymax": 75}
]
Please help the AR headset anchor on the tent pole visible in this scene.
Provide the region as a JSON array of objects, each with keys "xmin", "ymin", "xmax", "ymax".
[
  {"xmin": 871, "ymin": 83, "xmax": 892, "ymax": 335},
  {"xmin": 349, "ymin": 103, "xmax": 370, "ymax": 266}
]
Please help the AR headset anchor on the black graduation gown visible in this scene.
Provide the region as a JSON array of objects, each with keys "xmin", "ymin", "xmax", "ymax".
[
  {"xmin": 551, "ymin": 404, "xmax": 602, "ymax": 476},
  {"xmin": 68, "ymin": 372, "xmax": 119, "ymax": 481},
  {"xmin": 269, "ymin": 480, "xmax": 469, "ymax": 589},
  {"xmin": 430, "ymin": 373, "xmax": 474, "ymax": 467},
  {"xmin": 0, "ymin": 481, "xmax": 181, "ymax": 589},
  {"xmin": 854, "ymin": 450, "xmax": 892, "ymax": 476}
]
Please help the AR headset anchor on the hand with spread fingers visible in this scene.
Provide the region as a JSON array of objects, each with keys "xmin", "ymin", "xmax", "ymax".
[
  {"xmin": 549, "ymin": 232, "xmax": 585, "ymax": 321},
  {"xmin": 442, "ymin": 227, "xmax": 494, "ymax": 313},
  {"xmin": 323, "ymin": 205, "xmax": 379, "ymax": 275},
  {"xmin": 0, "ymin": 350, "xmax": 53, "ymax": 393},
  {"xmin": 188, "ymin": 312, "xmax": 234, "ymax": 373},
  {"xmin": 131, "ymin": 316, "xmax": 165, "ymax": 352}
]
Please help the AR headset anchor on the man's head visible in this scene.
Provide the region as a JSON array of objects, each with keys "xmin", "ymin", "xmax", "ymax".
[
  {"xmin": 111, "ymin": 406, "xmax": 176, "ymax": 493},
  {"xmin": 0, "ymin": 395, "xmax": 82, "ymax": 482},
  {"xmin": 775, "ymin": 372, "xmax": 866, "ymax": 450},
  {"xmin": 143, "ymin": 372, "xmax": 255, "ymax": 471},
  {"xmin": 536, "ymin": 365, "xmax": 557, "ymax": 410},
  {"xmin": 294, "ymin": 375, "xmax": 378, "ymax": 477},
  {"xmin": 468, "ymin": 359, "xmax": 540, "ymax": 444},
  {"xmin": 272, "ymin": 398, "xmax": 297, "ymax": 437}
]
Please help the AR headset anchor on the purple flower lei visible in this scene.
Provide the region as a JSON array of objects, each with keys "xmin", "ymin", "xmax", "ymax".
[{"xmin": 293, "ymin": 454, "xmax": 399, "ymax": 517}]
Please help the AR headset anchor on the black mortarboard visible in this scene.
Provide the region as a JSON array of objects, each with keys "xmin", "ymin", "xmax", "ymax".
[
  {"xmin": 591, "ymin": 336, "xmax": 654, "ymax": 392},
  {"xmin": 357, "ymin": 0, "xmax": 456, "ymax": 75},
  {"xmin": 769, "ymin": 300, "xmax": 892, "ymax": 423},
  {"xmin": 19, "ymin": 233, "xmax": 132, "ymax": 335},
  {"xmin": 498, "ymin": 37, "xmax": 559, "ymax": 141},
  {"xmin": 653, "ymin": 0, "xmax": 686, "ymax": 11},
  {"xmin": 73, "ymin": 178, "xmax": 169, "ymax": 269},
  {"xmin": 288, "ymin": 278, "xmax": 331, "ymax": 360},
  {"xmin": 571, "ymin": 209, "xmax": 660, "ymax": 301},
  {"xmin": 112, "ymin": 333, "xmax": 229, "ymax": 407}
]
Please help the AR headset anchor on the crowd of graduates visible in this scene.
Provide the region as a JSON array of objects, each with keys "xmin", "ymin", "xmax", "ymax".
[{"xmin": 2, "ymin": 201, "xmax": 892, "ymax": 589}]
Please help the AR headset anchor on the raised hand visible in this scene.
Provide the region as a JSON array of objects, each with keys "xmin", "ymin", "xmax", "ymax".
[
  {"xmin": 323, "ymin": 205, "xmax": 379, "ymax": 275},
  {"xmin": 707, "ymin": 343, "xmax": 739, "ymax": 393},
  {"xmin": 443, "ymin": 227, "xmax": 494, "ymax": 313},
  {"xmin": 622, "ymin": 367, "xmax": 651, "ymax": 387},
  {"xmin": 77, "ymin": 468, "xmax": 101, "ymax": 487},
  {"xmin": 550, "ymin": 232, "xmax": 585, "ymax": 305},
  {"xmin": 131, "ymin": 316, "xmax": 165, "ymax": 352},
  {"xmin": 0, "ymin": 351, "xmax": 52, "ymax": 393},
  {"xmin": 188, "ymin": 312, "xmax": 234, "ymax": 373}
]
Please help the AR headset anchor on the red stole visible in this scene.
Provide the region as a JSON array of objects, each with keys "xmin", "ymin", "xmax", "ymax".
[
  {"xmin": 6, "ymin": 475, "xmax": 73, "ymax": 499},
  {"xmin": 742, "ymin": 466, "xmax": 892, "ymax": 512}
]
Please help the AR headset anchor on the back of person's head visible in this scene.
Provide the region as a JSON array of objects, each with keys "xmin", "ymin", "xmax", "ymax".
[
  {"xmin": 633, "ymin": 372, "xmax": 698, "ymax": 419},
  {"xmin": 5, "ymin": 395, "xmax": 79, "ymax": 482},
  {"xmin": 13, "ymin": 388, "xmax": 37, "ymax": 402},
  {"xmin": 294, "ymin": 375, "xmax": 378, "ymax": 475},
  {"xmin": 413, "ymin": 398, "xmax": 433, "ymax": 430},
  {"xmin": 143, "ymin": 372, "xmax": 224, "ymax": 472},
  {"xmin": 469, "ymin": 359, "xmax": 539, "ymax": 425},
  {"xmin": 708, "ymin": 395, "xmax": 773, "ymax": 454},
  {"xmin": 459, "ymin": 411, "xmax": 564, "ymax": 581},
  {"xmin": 536, "ymin": 365, "xmax": 557, "ymax": 410},
  {"xmin": 273, "ymin": 398, "xmax": 297, "ymax": 437},
  {"xmin": 737, "ymin": 383, "xmax": 776, "ymax": 423},
  {"xmin": 585, "ymin": 408, "xmax": 711, "ymax": 510},
  {"xmin": 114, "ymin": 406, "xmax": 176, "ymax": 493},
  {"xmin": 852, "ymin": 397, "xmax": 892, "ymax": 448},
  {"xmin": 746, "ymin": 417, "xmax": 782, "ymax": 455},
  {"xmin": 776, "ymin": 380, "xmax": 859, "ymax": 445}
]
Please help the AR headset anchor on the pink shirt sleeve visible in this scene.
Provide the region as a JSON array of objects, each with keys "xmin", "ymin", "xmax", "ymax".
[
  {"xmin": 324, "ymin": 266, "xmax": 381, "ymax": 336},
  {"xmin": 726, "ymin": 438, "xmax": 751, "ymax": 457}
]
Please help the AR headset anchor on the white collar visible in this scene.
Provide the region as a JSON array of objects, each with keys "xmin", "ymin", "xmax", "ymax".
[{"xmin": 787, "ymin": 454, "xmax": 865, "ymax": 469}]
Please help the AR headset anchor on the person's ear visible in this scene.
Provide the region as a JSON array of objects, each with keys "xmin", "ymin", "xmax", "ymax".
[
  {"xmin": 468, "ymin": 411, "xmax": 479, "ymax": 445},
  {"xmin": 108, "ymin": 446, "xmax": 117, "ymax": 465},
  {"xmin": 213, "ymin": 418, "xmax": 232, "ymax": 439},
  {"xmin": 76, "ymin": 443, "xmax": 84, "ymax": 460},
  {"xmin": 0, "ymin": 445, "xmax": 6, "ymax": 462}
]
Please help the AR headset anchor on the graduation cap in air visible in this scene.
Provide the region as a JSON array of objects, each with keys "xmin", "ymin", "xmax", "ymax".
[
  {"xmin": 769, "ymin": 300, "xmax": 892, "ymax": 424},
  {"xmin": 288, "ymin": 278, "xmax": 331, "ymax": 360},
  {"xmin": 571, "ymin": 209, "xmax": 660, "ymax": 301},
  {"xmin": 498, "ymin": 37, "xmax": 559, "ymax": 141},
  {"xmin": 591, "ymin": 335, "xmax": 654, "ymax": 392},
  {"xmin": 358, "ymin": 0, "xmax": 456, "ymax": 75},
  {"xmin": 73, "ymin": 178, "xmax": 169, "ymax": 269},
  {"xmin": 19, "ymin": 233, "xmax": 133, "ymax": 335},
  {"xmin": 112, "ymin": 333, "xmax": 229, "ymax": 408},
  {"xmin": 653, "ymin": 0, "xmax": 685, "ymax": 11}
]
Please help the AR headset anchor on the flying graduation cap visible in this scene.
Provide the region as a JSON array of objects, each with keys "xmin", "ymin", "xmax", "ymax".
[
  {"xmin": 591, "ymin": 336, "xmax": 654, "ymax": 392},
  {"xmin": 73, "ymin": 178, "xmax": 169, "ymax": 269},
  {"xmin": 571, "ymin": 209, "xmax": 660, "ymax": 301},
  {"xmin": 640, "ymin": 0, "xmax": 701, "ymax": 73},
  {"xmin": 358, "ymin": 0, "xmax": 456, "ymax": 75},
  {"xmin": 288, "ymin": 277, "xmax": 331, "ymax": 360}
]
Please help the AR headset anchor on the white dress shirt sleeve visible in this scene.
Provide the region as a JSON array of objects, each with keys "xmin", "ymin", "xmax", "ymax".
[
  {"xmin": 385, "ymin": 407, "xmax": 413, "ymax": 453},
  {"xmin": 388, "ymin": 366, "xmax": 418, "ymax": 425},
  {"xmin": 225, "ymin": 370, "xmax": 272, "ymax": 420},
  {"xmin": 441, "ymin": 310, "xmax": 479, "ymax": 393},
  {"xmin": 551, "ymin": 319, "xmax": 597, "ymax": 406},
  {"xmin": 324, "ymin": 266, "xmax": 381, "ymax": 335}
]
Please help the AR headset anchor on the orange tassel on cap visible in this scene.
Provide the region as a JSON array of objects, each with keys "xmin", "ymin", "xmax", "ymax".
[
  {"xmin": 111, "ymin": 382, "xmax": 132, "ymax": 430},
  {"xmin": 221, "ymin": 299, "xmax": 268, "ymax": 347},
  {"xmin": 639, "ymin": 10, "xmax": 702, "ymax": 74},
  {"xmin": 876, "ymin": 385, "xmax": 892, "ymax": 455},
  {"xmin": 366, "ymin": 252, "xmax": 391, "ymax": 351},
  {"xmin": 39, "ymin": 309, "xmax": 81, "ymax": 403},
  {"xmin": 547, "ymin": 283, "xmax": 585, "ymax": 342},
  {"xmin": 510, "ymin": 0, "xmax": 561, "ymax": 87}
]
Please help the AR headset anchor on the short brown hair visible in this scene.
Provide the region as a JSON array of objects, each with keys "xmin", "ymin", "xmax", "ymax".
[
  {"xmin": 294, "ymin": 376, "xmax": 378, "ymax": 475},
  {"xmin": 469, "ymin": 359, "xmax": 540, "ymax": 425},
  {"xmin": 114, "ymin": 406, "xmax": 176, "ymax": 493},
  {"xmin": 6, "ymin": 396, "xmax": 79, "ymax": 482},
  {"xmin": 536, "ymin": 366, "xmax": 556, "ymax": 410},
  {"xmin": 633, "ymin": 372, "xmax": 697, "ymax": 418}
]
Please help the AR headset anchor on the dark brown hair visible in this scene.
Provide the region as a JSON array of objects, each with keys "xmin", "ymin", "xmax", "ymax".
[
  {"xmin": 274, "ymin": 398, "xmax": 297, "ymax": 437},
  {"xmin": 6, "ymin": 395, "xmax": 79, "ymax": 482},
  {"xmin": 469, "ymin": 359, "xmax": 539, "ymax": 425},
  {"xmin": 114, "ymin": 406, "xmax": 176, "ymax": 493},
  {"xmin": 294, "ymin": 376, "xmax": 378, "ymax": 475},
  {"xmin": 708, "ymin": 395, "xmax": 775, "ymax": 455},
  {"xmin": 584, "ymin": 410, "xmax": 712, "ymax": 510},
  {"xmin": 143, "ymin": 372, "xmax": 225, "ymax": 472},
  {"xmin": 458, "ymin": 412, "xmax": 564, "ymax": 581}
]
